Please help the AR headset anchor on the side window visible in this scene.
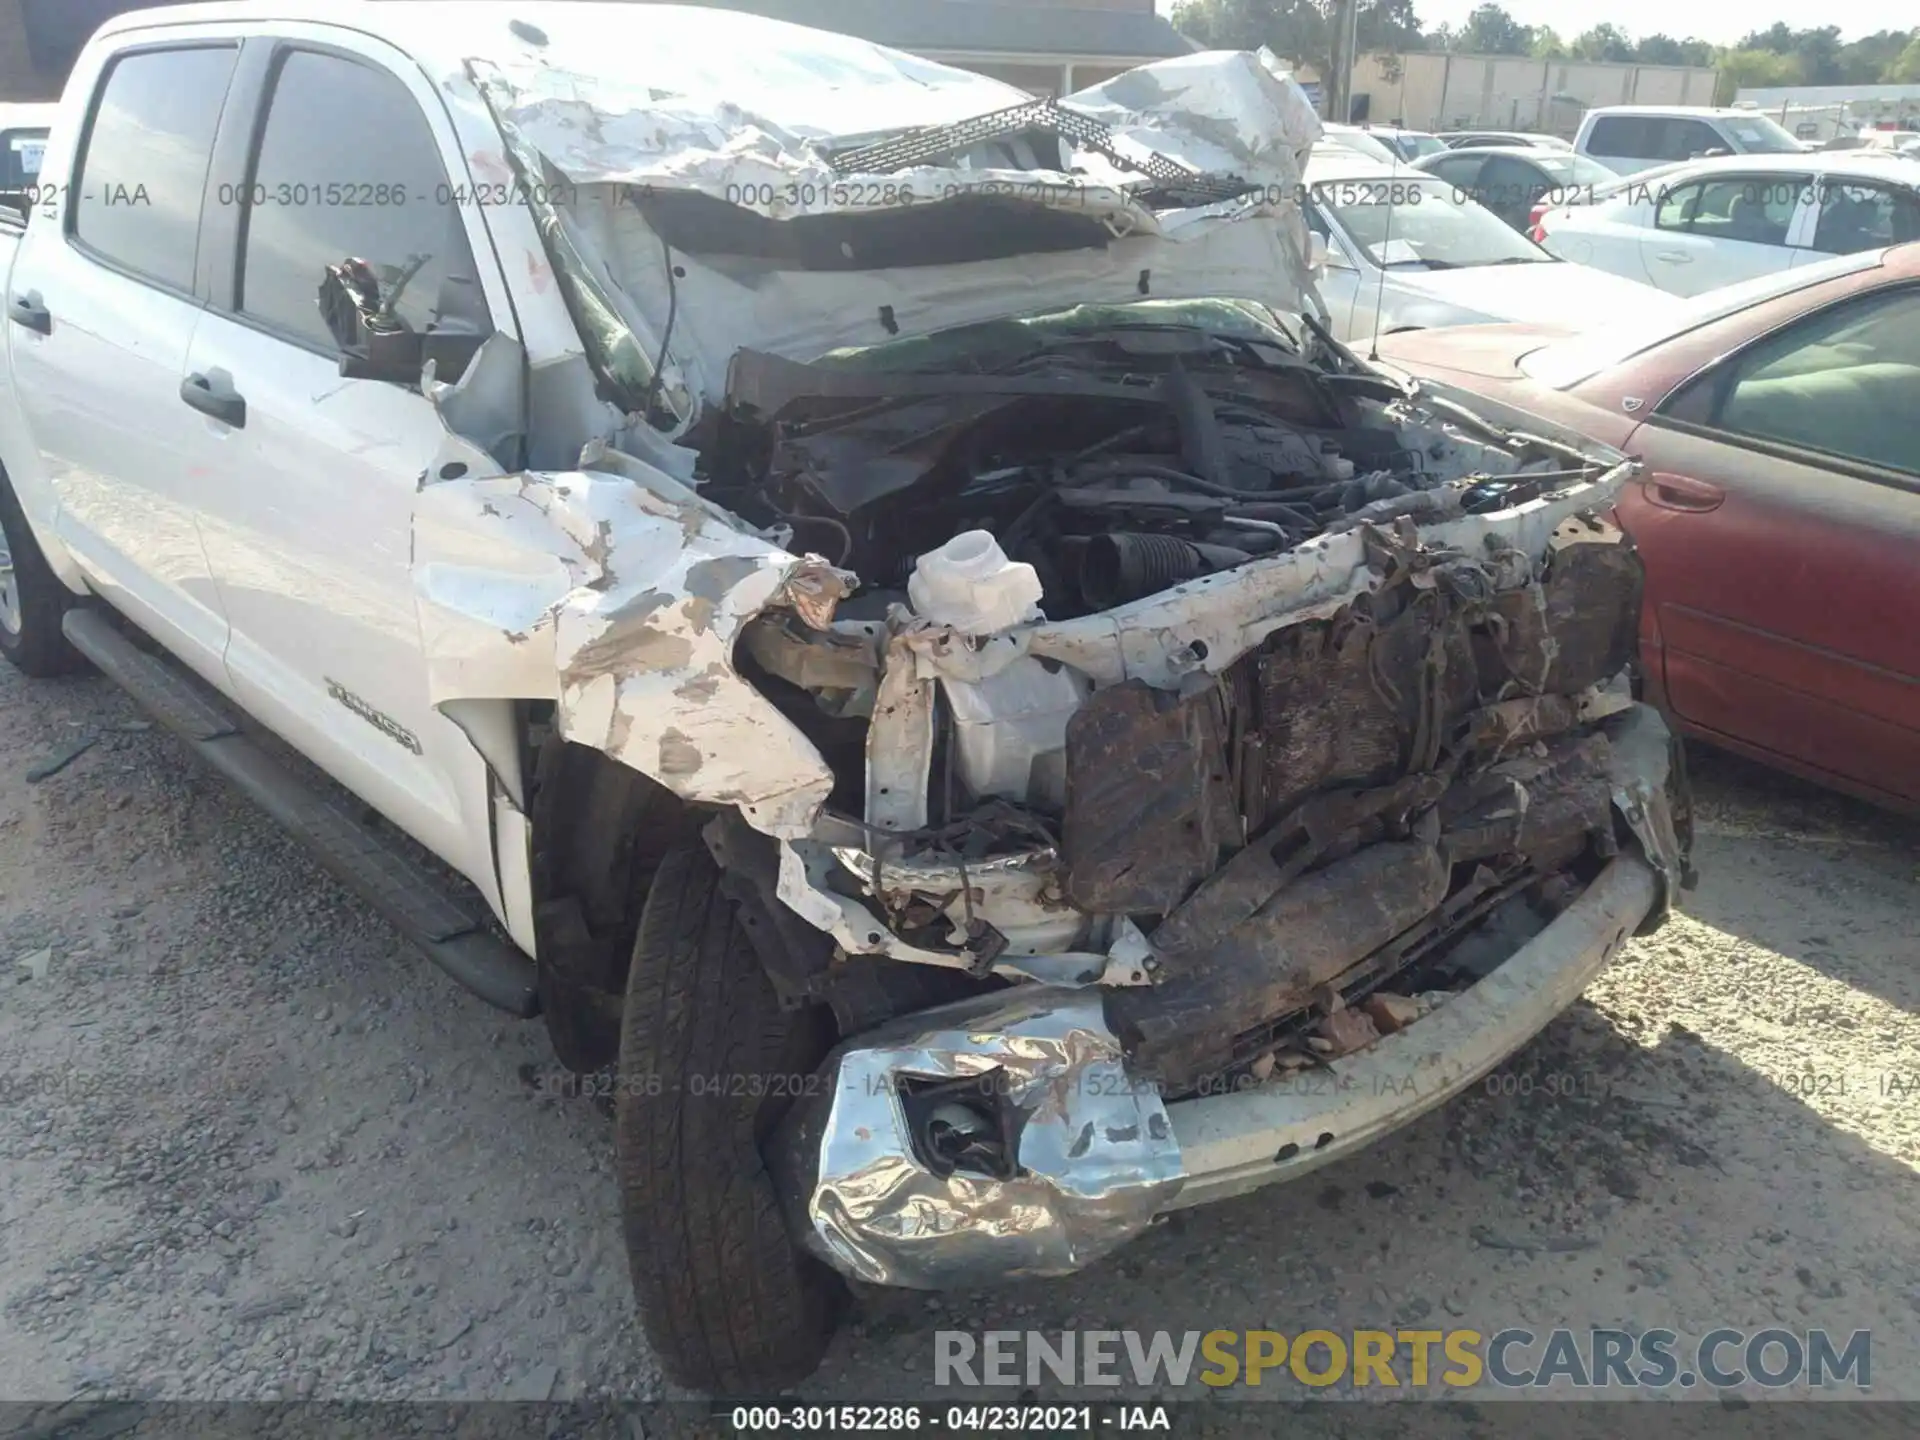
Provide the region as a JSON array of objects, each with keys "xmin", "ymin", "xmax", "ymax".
[
  {"xmin": 1654, "ymin": 182, "xmax": 1702, "ymax": 231},
  {"xmin": 72, "ymin": 45, "xmax": 239, "ymax": 292},
  {"xmin": 1661, "ymin": 286, "xmax": 1920, "ymax": 475},
  {"xmin": 1686, "ymin": 177, "xmax": 1800, "ymax": 245},
  {"xmin": 239, "ymin": 49, "xmax": 489, "ymax": 366},
  {"xmin": 1809, "ymin": 181, "xmax": 1920, "ymax": 254},
  {"xmin": 1658, "ymin": 119, "xmax": 1726, "ymax": 161},
  {"xmin": 1427, "ymin": 154, "xmax": 1485, "ymax": 188},
  {"xmin": 1656, "ymin": 177, "xmax": 1799, "ymax": 245},
  {"xmin": 1, "ymin": 128, "xmax": 48, "ymax": 193},
  {"xmin": 1587, "ymin": 116, "xmax": 1649, "ymax": 157},
  {"xmin": 1477, "ymin": 156, "xmax": 1545, "ymax": 221}
]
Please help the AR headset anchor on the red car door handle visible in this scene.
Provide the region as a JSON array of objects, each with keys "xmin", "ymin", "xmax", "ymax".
[{"xmin": 1645, "ymin": 472, "xmax": 1725, "ymax": 512}]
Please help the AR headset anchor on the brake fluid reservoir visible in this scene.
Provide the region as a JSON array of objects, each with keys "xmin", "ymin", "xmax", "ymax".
[{"xmin": 908, "ymin": 530, "xmax": 1043, "ymax": 635}]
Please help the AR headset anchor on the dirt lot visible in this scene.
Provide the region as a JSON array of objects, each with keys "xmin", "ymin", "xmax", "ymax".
[{"xmin": 2, "ymin": 654, "xmax": 1917, "ymax": 1407}]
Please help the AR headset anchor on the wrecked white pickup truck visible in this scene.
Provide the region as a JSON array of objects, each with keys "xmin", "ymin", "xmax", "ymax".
[{"xmin": 0, "ymin": 1, "xmax": 1690, "ymax": 1393}]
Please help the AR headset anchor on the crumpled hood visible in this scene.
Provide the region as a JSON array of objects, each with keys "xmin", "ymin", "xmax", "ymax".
[
  {"xmin": 468, "ymin": 16, "xmax": 1324, "ymax": 398},
  {"xmin": 485, "ymin": 36, "xmax": 1320, "ymax": 227}
]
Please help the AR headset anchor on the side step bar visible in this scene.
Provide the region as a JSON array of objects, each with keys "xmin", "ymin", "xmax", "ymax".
[{"xmin": 62, "ymin": 609, "xmax": 539, "ymax": 1018}]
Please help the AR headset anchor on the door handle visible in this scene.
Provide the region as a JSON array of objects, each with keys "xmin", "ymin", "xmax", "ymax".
[
  {"xmin": 8, "ymin": 293, "xmax": 50, "ymax": 334},
  {"xmin": 1644, "ymin": 471, "xmax": 1725, "ymax": 512},
  {"xmin": 180, "ymin": 372, "xmax": 246, "ymax": 428},
  {"xmin": 1652, "ymin": 250, "xmax": 1694, "ymax": 263}
]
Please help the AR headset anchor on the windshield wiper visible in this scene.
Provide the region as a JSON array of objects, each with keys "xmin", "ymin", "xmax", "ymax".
[
  {"xmin": 1383, "ymin": 257, "xmax": 1458, "ymax": 270},
  {"xmin": 1484, "ymin": 255, "xmax": 1551, "ymax": 266}
]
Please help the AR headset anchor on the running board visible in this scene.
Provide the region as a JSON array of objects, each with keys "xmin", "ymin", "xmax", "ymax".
[{"xmin": 62, "ymin": 609, "xmax": 539, "ymax": 1018}]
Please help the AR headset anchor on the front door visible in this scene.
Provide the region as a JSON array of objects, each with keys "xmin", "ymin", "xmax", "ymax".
[
  {"xmin": 1619, "ymin": 282, "xmax": 1920, "ymax": 807},
  {"xmin": 183, "ymin": 36, "xmax": 511, "ymax": 876},
  {"xmin": 1638, "ymin": 173, "xmax": 1807, "ymax": 296}
]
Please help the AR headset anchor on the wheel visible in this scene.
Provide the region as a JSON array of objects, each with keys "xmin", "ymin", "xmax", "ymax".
[
  {"xmin": 0, "ymin": 472, "xmax": 83, "ymax": 677},
  {"xmin": 615, "ymin": 841, "xmax": 843, "ymax": 1393}
]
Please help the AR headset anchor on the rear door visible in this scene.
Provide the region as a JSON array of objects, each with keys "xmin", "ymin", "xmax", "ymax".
[
  {"xmin": 1617, "ymin": 283, "xmax": 1920, "ymax": 807},
  {"xmin": 6, "ymin": 42, "xmax": 240, "ymax": 685},
  {"xmin": 182, "ymin": 33, "xmax": 510, "ymax": 874},
  {"xmin": 1788, "ymin": 176, "xmax": 1920, "ymax": 268},
  {"xmin": 1639, "ymin": 173, "xmax": 1806, "ymax": 295}
]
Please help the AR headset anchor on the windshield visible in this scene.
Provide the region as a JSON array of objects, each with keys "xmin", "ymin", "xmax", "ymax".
[
  {"xmin": 1722, "ymin": 114, "xmax": 1805, "ymax": 154},
  {"xmin": 1324, "ymin": 128, "xmax": 1402, "ymax": 166},
  {"xmin": 1518, "ymin": 248, "xmax": 1885, "ymax": 387},
  {"xmin": 1317, "ymin": 178, "xmax": 1548, "ymax": 268},
  {"xmin": 1394, "ymin": 133, "xmax": 1447, "ymax": 160}
]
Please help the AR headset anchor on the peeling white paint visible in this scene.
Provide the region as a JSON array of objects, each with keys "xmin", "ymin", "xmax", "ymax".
[{"xmin": 414, "ymin": 462, "xmax": 854, "ymax": 839}]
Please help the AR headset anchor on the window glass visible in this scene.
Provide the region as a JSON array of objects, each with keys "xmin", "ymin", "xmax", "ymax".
[
  {"xmin": 1654, "ymin": 182, "xmax": 1702, "ymax": 230},
  {"xmin": 1587, "ymin": 116, "xmax": 1651, "ymax": 156},
  {"xmin": 1687, "ymin": 176, "xmax": 1801, "ymax": 244},
  {"xmin": 240, "ymin": 49, "xmax": 488, "ymax": 354},
  {"xmin": 1315, "ymin": 177, "xmax": 1547, "ymax": 267},
  {"xmin": 0, "ymin": 128, "xmax": 48, "ymax": 191},
  {"xmin": 1720, "ymin": 114, "xmax": 1803, "ymax": 154},
  {"xmin": 1671, "ymin": 286, "xmax": 1920, "ymax": 474},
  {"xmin": 1656, "ymin": 176, "xmax": 1802, "ymax": 245},
  {"xmin": 72, "ymin": 46, "xmax": 238, "ymax": 291},
  {"xmin": 1425, "ymin": 154, "xmax": 1485, "ymax": 187},
  {"xmin": 1476, "ymin": 155, "xmax": 1548, "ymax": 222},
  {"xmin": 1658, "ymin": 119, "xmax": 1728, "ymax": 161},
  {"xmin": 1809, "ymin": 181, "xmax": 1920, "ymax": 254}
]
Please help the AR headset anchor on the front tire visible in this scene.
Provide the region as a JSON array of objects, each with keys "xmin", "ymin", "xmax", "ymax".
[
  {"xmin": 614, "ymin": 842, "xmax": 843, "ymax": 1393},
  {"xmin": 0, "ymin": 472, "xmax": 83, "ymax": 678}
]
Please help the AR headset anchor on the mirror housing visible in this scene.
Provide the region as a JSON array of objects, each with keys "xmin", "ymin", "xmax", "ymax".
[
  {"xmin": 1307, "ymin": 230, "xmax": 1329, "ymax": 276},
  {"xmin": 318, "ymin": 256, "xmax": 483, "ymax": 387}
]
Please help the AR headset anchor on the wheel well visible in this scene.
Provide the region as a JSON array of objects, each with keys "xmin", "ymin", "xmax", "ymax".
[{"xmin": 527, "ymin": 737, "xmax": 705, "ymax": 1068}]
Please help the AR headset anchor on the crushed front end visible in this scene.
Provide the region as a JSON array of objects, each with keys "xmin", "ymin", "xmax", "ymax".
[{"xmin": 684, "ymin": 321, "xmax": 1693, "ymax": 1289}]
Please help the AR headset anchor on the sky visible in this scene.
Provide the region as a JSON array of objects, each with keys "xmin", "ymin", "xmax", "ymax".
[{"xmin": 1155, "ymin": 1, "xmax": 1916, "ymax": 47}]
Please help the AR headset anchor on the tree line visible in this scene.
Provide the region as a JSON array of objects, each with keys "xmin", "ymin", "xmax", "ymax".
[{"xmin": 1170, "ymin": 3, "xmax": 1920, "ymax": 103}]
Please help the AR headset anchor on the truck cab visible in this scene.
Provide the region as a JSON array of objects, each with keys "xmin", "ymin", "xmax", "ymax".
[{"xmin": 1575, "ymin": 106, "xmax": 1810, "ymax": 176}]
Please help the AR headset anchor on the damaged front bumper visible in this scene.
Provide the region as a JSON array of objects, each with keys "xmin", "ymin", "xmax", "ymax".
[{"xmin": 774, "ymin": 757, "xmax": 1669, "ymax": 1289}]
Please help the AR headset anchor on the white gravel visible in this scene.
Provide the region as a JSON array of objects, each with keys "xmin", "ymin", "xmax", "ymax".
[{"xmin": 2, "ymin": 656, "xmax": 1916, "ymax": 1407}]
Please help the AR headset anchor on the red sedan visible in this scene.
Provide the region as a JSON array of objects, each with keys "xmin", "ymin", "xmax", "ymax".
[{"xmin": 1376, "ymin": 243, "xmax": 1920, "ymax": 814}]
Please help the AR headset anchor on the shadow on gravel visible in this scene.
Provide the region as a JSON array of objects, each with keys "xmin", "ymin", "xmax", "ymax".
[{"xmin": 1679, "ymin": 741, "xmax": 1920, "ymax": 1014}]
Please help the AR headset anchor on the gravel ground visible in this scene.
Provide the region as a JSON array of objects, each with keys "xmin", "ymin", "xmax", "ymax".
[{"xmin": 2, "ymin": 654, "xmax": 1917, "ymax": 1410}]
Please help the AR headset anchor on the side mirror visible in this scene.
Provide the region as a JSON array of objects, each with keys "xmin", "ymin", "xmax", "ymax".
[
  {"xmin": 1307, "ymin": 231, "xmax": 1329, "ymax": 275},
  {"xmin": 317, "ymin": 255, "xmax": 483, "ymax": 386}
]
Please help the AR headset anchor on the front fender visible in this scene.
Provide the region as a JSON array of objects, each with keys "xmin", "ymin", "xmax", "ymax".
[{"xmin": 412, "ymin": 462, "xmax": 851, "ymax": 839}]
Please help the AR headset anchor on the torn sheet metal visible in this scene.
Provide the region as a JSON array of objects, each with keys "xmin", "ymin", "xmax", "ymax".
[
  {"xmin": 472, "ymin": 22, "xmax": 1321, "ymax": 391},
  {"xmin": 412, "ymin": 463, "xmax": 853, "ymax": 838},
  {"xmin": 485, "ymin": 41, "xmax": 1317, "ymax": 224},
  {"xmin": 1061, "ymin": 679, "xmax": 1242, "ymax": 914},
  {"xmin": 1601, "ymin": 703, "xmax": 1694, "ymax": 927},
  {"xmin": 775, "ymin": 986, "xmax": 1183, "ymax": 1288}
]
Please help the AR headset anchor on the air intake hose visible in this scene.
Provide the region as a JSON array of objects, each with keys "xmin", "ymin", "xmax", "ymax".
[{"xmin": 1080, "ymin": 533, "xmax": 1251, "ymax": 609}]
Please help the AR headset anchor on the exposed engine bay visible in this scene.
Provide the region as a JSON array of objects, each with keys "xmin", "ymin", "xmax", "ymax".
[
  {"xmin": 674, "ymin": 305, "xmax": 1691, "ymax": 1101},
  {"xmin": 701, "ymin": 304, "xmax": 1568, "ymax": 621}
]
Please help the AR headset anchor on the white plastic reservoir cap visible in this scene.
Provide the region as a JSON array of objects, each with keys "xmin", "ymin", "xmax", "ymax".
[{"xmin": 907, "ymin": 529, "xmax": 1044, "ymax": 635}]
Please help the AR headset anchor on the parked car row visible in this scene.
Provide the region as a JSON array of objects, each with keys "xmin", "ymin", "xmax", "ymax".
[
  {"xmin": 1301, "ymin": 148, "xmax": 1677, "ymax": 347},
  {"xmin": 1379, "ymin": 246, "xmax": 1920, "ymax": 812},
  {"xmin": 1299, "ymin": 115, "xmax": 1918, "ymax": 817}
]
